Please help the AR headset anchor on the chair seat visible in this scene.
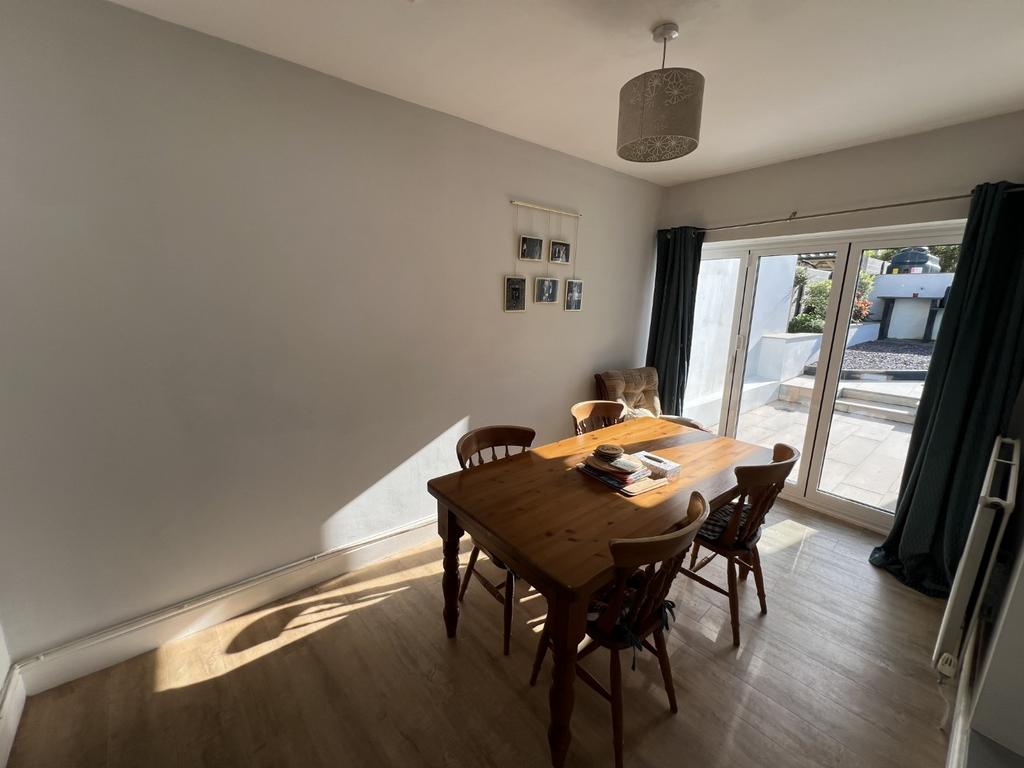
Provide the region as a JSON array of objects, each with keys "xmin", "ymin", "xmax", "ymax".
[
  {"xmin": 584, "ymin": 572, "xmax": 665, "ymax": 650},
  {"xmin": 696, "ymin": 502, "xmax": 762, "ymax": 548},
  {"xmin": 471, "ymin": 537, "xmax": 508, "ymax": 571}
]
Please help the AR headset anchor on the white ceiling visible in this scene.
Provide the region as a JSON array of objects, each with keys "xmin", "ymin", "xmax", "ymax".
[{"xmin": 110, "ymin": 0, "xmax": 1024, "ymax": 187}]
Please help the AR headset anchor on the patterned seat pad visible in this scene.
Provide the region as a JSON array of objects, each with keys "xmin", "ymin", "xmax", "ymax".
[{"xmin": 699, "ymin": 502, "xmax": 754, "ymax": 542}]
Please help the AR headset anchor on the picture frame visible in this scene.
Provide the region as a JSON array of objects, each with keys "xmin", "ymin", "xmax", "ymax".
[
  {"xmin": 564, "ymin": 279, "xmax": 583, "ymax": 311},
  {"xmin": 519, "ymin": 235, "xmax": 543, "ymax": 261},
  {"xmin": 549, "ymin": 240, "xmax": 571, "ymax": 264},
  {"xmin": 504, "ymin": 275, "xmax": 527, "ymax": 312},
  {"xmin": 534, "ymin": 277, "xmax": 559, "ymax": 304}
]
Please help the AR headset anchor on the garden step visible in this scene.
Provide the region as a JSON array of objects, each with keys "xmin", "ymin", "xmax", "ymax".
[
  {"xmin": 779, "ymin": 381, "xmax": 813, "ymax": 405},
  {"xmin": 779, "ymin": 378, "xmax": 921, "ymax": 415},
  {"xmin": 838, "ymin": 387, "xmax": 919, "ymax": 409},
  {"xmin": 834, "ymin": 397, "xmax": 917, "ymax": 424}
]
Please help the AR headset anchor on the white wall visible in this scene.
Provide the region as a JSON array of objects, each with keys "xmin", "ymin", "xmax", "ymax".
[
  {"xmin": 0, "ymin": 0, "xmax": 661, "ymax": 662},
  {"xmin": 887, "ymin": 300, "xmax": 931, "ymax": 340},
  {"xmin": 660, "ymin": 110, "xmax": 1024, "ymax": 239},
  {"xmin": 683, "ymin": 257, "xmax": 740, "ymax": 424},
  {"xmin": 746, "ymin": 255, "xmax": 798, "ymax": 378},
  {"xmin": 871, "ymin": 272, "xmax": 955, "ymax": 300}
]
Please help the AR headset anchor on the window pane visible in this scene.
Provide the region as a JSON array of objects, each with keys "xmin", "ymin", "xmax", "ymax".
[
  {"xmin": 816, "ymin": 244, "xmax": 960, "ymax": 511},
  {"xmin": 735, "ymin": 252, "xmax": 839, "ymax": 483},
  {"xmin": 683, "ymin": 257, "xmax": 741, "ymax": 431}
]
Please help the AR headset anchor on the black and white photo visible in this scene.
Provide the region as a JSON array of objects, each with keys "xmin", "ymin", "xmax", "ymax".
[
  {"xmin": 504, "ymin": 275, "xmax": 527, "ymax": 312},
  {"xmin": 519, "ymin": 235, "xmax": 543, "ymax": 261},
  {"xmin": 564, "ymin": 279, "xmax": 583, "ymax": 311},
  {"xmin": 535, "ymin": 277, "xmax": 559, "ymax": 304},
  {"xmin": 549, "ymin": 240, "xmax": 571, "ymax": 264}
]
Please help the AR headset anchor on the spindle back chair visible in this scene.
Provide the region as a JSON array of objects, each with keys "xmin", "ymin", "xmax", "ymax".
[{"xmin": 454, "ymin": 425, "xmax": 536, "ymax": 655}]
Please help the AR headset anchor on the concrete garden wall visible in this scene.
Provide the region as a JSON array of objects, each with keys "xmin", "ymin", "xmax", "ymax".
[{"xmin": 868, "ymin": 273, "xmax": 953, "ymax": 339}]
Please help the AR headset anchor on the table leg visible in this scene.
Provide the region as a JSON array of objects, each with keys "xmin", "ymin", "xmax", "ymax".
[
  {"xmin": 546, "ymin": 594, "xmax": 587, "ymax": 768},
  {"xmin": 438, "ymin": 503, "xmax": 464, "ymax": 638}
]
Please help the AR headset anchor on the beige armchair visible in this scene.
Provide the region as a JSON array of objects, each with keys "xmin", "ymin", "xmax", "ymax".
[{"xmin": 594, "ymin": 367, "xmax": 711, "ymax": 432}]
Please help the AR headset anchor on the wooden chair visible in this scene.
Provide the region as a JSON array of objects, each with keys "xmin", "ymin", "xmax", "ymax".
[
  {"xmin": 571, "ymin": 400, "xmax": 626, "ymax": 436},
  {"xmin": 530, "ymin": 492, "xmax": 709, "ymax": 768},
  {"xmin": 679, "ymin": 443, "xmax": 799, "ymax": 647},
  {"xmin": 455, "ymin": 425, "xmax": 536, "ymax": 655}
]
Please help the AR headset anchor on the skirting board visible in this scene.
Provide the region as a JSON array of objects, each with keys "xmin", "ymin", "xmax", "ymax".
[
  {"xmin": 0, "ymin": 666, "xmax": 26, "ymax": 768},
  {"xmin": 13, "ymin": 517, "xmax": 436, "ymax": 697}
]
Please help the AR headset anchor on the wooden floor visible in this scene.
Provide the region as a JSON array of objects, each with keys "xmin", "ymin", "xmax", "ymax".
[{"xmin": 10, "ymin": 502, "xmax": 948, "ymax": 768}]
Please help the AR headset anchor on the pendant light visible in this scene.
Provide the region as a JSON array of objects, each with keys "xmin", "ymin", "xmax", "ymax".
[{"xmin": 617, "ymin": 22, "xmax": 705, "ymax": 163}]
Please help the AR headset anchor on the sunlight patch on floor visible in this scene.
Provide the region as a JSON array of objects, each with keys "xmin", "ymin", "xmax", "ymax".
[
  {"xmin": 152, "ymin": 586, "xmax": 409, "ymax": 692},
  {"xmin": 757, "ymin": 517, "xmax": 819, "ymax": 564}
]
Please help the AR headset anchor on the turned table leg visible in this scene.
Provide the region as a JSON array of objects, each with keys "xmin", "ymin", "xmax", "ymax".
[
  {"xmin": 546, "ymin": 594, "xmax": 587, "ymax": 768},
  {"xmin": 438, "ymin": 503, "xmax": 464, "ymax": 638}
]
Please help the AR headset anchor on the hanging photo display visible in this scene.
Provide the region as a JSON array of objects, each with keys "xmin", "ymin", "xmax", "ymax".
[
  {"xmin": 519, "ymin": 235, "xmax": 543, "ymax": 261},
  {"xmin": 507, "ymin": 201, "xmax": 582, "ymax": 312},
  {"xmin": 564, "ymin": 279, "xmax": 583, "ymax": 311},
  {"xmin": 503, "ymin": 275, "xmax": 527, "ymax": 312},
  {"xmin": 535, "ymin": 277, "xmax": 559, "ymax": 304},
  {"xmin": 549, "ymin": 240, "xmax": 571, "ymax": 264}
]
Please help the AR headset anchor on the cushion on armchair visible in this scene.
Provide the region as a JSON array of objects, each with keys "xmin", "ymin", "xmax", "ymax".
[{"xmin": 594, "ymin": 367, "xmax": 663, "ymax": 420}]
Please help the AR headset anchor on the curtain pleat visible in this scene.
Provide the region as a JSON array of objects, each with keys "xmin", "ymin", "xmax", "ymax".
[
  {"xmin": 646, "ymin": 227, "xmax": 704, "ymax": 415},
  {"xmin": 870, "ymin": 181, "xmax": 1024, "ymax": 596}
]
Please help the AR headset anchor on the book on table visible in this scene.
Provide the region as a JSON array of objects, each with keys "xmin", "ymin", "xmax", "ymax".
[{"xmin": 577, "ymin": 453, "xmax": 669, "ymax": 496}]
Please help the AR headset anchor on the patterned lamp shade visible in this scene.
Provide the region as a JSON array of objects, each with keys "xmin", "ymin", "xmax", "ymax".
[{"xmin": 616, "ymin": 67, "xmax": 704, "ymax": 162}]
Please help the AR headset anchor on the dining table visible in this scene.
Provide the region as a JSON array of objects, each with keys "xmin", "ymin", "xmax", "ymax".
[{"xmin": 426, "ymin": 416, "xmax": 773, "ymax": 768}]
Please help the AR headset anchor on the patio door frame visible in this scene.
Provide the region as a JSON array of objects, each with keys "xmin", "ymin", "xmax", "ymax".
[
  {"xmin": 701, "ymin": 219, "xmax": 966, "ymax": 533},
  {"xmin": 799, "ymin": 220, "xmax": 966, "ymax": 531}
]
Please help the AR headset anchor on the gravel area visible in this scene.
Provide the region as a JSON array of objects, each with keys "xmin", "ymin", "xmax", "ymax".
[{"xmin": 808, "ymin": 340, "xmax": 934, "ymax": 372}]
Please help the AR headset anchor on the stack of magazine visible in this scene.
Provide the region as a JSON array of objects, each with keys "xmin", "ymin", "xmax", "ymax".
[{"xmin": 577, "ymin": 444, "xmax": 669, "ymax": 496}]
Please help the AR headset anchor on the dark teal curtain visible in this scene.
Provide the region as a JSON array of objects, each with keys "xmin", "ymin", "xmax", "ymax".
[
  {"xmin": 646, "ymin": 226, "xmax": 704, "ymax": 414},
  {"xmin": 870, "ymin": 181, "xmax": 1024, "ymax": 596}
]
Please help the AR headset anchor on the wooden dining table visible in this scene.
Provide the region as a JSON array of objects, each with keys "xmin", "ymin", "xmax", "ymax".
[{"xmin": 426, "ymin": 416, "xmax": 773, "ymax": 768}]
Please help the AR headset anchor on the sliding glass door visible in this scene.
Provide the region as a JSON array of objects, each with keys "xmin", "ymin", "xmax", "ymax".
[
  {"xmin": 729, "ymin": 249, "xmax": 842, "ymax": 486},
  {"xmin": 803, "ymin": 231, "xmax": 964, "ymax": 526},
  {"xmin": 691, "ymin": 222, "xmax": 965, "ymax": 530}
]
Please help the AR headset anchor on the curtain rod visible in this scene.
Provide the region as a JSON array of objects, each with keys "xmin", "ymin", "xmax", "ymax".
[
  {"xmin": 510, "ymin": 199, "xmax": 582, "ymax": 219},
  {"xmin": 700, "ymin": 193, "xmax": 972, "ymax": 233}
]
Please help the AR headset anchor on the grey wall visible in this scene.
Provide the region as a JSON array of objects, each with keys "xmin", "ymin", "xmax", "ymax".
[
  {"xmin": 0, "ymin": 0, "xmax": 662, "ymax": 660},
  {"xmin": 660, "ymin": 110, "xmax": 1024, "ymax": 240}
]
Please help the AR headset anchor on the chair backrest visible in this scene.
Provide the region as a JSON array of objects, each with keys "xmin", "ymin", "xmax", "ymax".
[
  {"xmin": 594, "ymin": 367, "xmax": 663, "ymax": 417},
  {"xmin": 456, "ymin": 425, "xmax": 536, "ymax": 469},
  {"xmin": 595, "ymin": 492, "xmax": 710, "ymax": 638},
  {"xmin": 721, "ymin": 443, "xmax": 799, "ymax": 548},
  {"xmin": 571, "ymin": 400, "xmax": 627, "ymax": 436}
]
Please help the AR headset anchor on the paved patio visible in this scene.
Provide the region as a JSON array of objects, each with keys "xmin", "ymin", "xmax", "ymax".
[{"xmin": 734, "ymin": 400, "xmax": 913, "ymax": 512}]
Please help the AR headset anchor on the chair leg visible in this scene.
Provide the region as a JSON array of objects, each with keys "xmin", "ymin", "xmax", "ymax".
[
  {"xmin": 529, "ymin": 621, "xmax": 551, "ymax": 686},
  {"xmin": 610, "ymin": 648, "xmax": 624, "ymax": 768},
  {"xmin": 727, "ymin": 558, "xmax": 741, "ymax": 647},
  {"xmin": 502, "ymin": 570, "xmax": 515, "ymax": 656},
  {"xmin": 751, "ymin": 546, "xmax": 767, "ymax": 615},
  {"xmin": 458, "ymin": 546, "xmax": 480, "ymax": 602},
  {"xmin": 653, "ymin": 628, "xmax": 677, "ymax": 714},
  {"xmin": 689, "ymin": 541, "xmax": 700, "ymax": 570}
]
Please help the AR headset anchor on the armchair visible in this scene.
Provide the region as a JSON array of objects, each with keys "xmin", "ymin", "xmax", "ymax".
[{"xmin": 594, "ymin": 366, "xmax": 711, "ymax": 432}]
